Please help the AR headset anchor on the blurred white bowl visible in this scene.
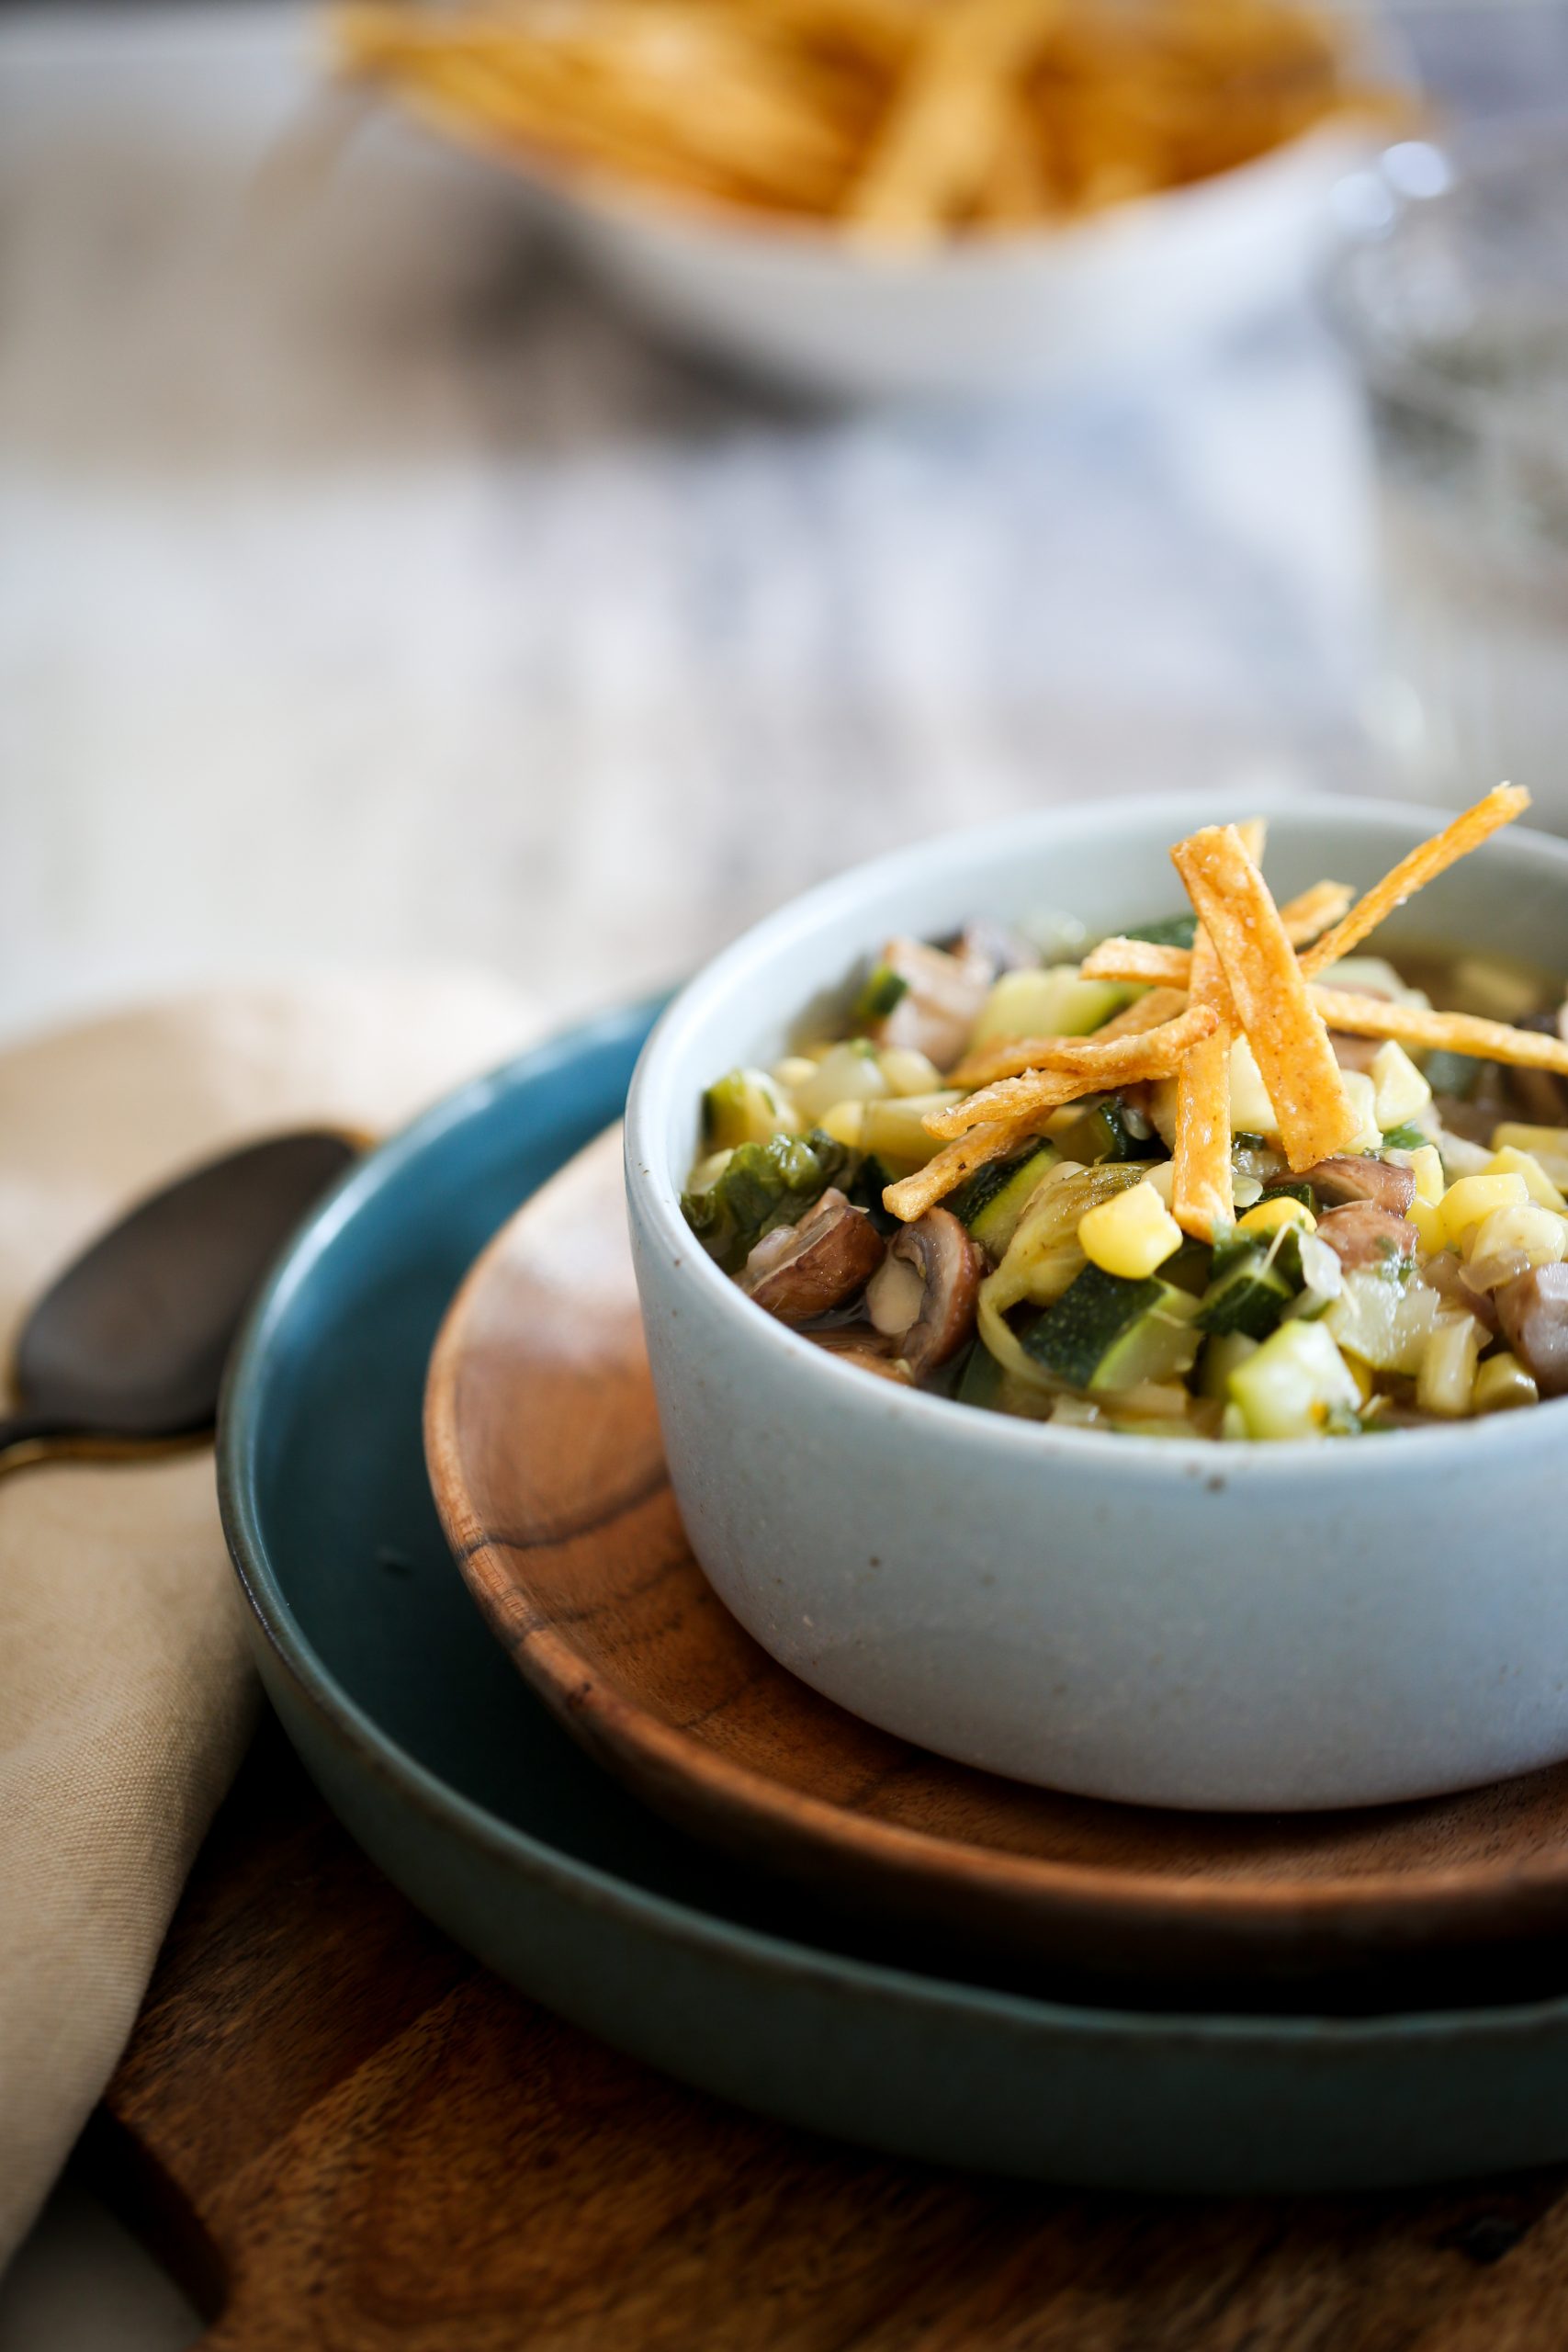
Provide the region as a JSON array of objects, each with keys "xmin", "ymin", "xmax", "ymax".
[{"xmin": 509, "ymin": 116, "xmax": 1377, "ymax": 400}]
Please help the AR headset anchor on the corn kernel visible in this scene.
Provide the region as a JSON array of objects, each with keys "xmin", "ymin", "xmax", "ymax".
[
  {"xmin": 1409, "ymin": 1196, "xmax": 1446, "ymax": 1253},
  {"xmin": 818, "ymin": 1099, "xmax": 865, "ymax": 1149},
  {"xmin": 1371, "ymin": 1040, "xmax": 1432, "ymax": 1130},
  {"xmin": 1238, "ymin": 1195, "xmax": 1316, "ymax": 1238},
  {"xmin": 1416, "ymin": 1313, "xmax": 1483, "ymax": 1417},
  {"xmin": 1438, "ymin": 1170, "xmax": 1529, "ymax": 1248},
  {"xmin": 1077, "ymin": 1180, "xmax": 1182, "ymax": 1281},
  {"xmin": 1408, "ymin": 1144, "xmax": 1445, "ymax": 1205},
  {"xmin": 1472, "ymin": 1351, "xmax": 1540, "ymax": 1414},
  {"xmin": 1340, "ymin": 1070, "xmax": 1382, "ymax": 1153},
  {"xmin": 772, "ymin": 1056, "xmax": 818, "ymax": 1092},
  {"xmin": 1485, "ymin": 1144, "xmax": 1568, "ymax": 1213},
  {"xmin": 1467, "ymin": 1203, "xmax": 1567, "ymax": 1272},
  {"xmin": 1494, "ymin": 1121, "xmax": 1568, "ymax": 1160}
]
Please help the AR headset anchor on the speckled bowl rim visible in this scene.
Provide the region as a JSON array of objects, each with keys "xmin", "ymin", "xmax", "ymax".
[
  {"xmin": 626, "ymin": 789, "xmax": 1568, "ymax": 1476},
  {"xmin": 219, "ymin": 1001, "xmax": 1568, "ymax": 2050}
]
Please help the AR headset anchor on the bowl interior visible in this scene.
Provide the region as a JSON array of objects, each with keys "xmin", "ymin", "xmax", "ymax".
[{"xmin": 632, "ymin": 791, "xmax": 1568, "ymax": 1269}]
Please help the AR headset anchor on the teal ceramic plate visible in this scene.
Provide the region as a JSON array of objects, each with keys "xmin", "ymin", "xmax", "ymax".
[{"xmin": 220, "ymin": 1001, "xmax": 1568, "ymax": 2194}]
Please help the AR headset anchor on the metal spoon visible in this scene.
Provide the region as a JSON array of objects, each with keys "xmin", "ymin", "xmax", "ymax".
[{"xmin": 0, "ymin": 1131, "xmax": 357, "ymax": 1471}]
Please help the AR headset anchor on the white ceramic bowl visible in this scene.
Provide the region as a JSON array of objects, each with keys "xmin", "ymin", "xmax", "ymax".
[
  {"xmin": 626, "ymin": 793, "xmax": 1568, "ymax": 1812},
  {"xmin": 495, "ymin": 117, "xmax": 1372, "ymax": 401}
]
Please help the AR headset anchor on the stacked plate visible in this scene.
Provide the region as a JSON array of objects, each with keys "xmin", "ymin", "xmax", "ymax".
[{"xmin": 220, "ymin": 1001, "xmax": 1568, "ymax": 2196}]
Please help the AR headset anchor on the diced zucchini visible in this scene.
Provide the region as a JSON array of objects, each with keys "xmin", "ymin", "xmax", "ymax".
[
  {"xmin": 1425, "ymin": 1048, "xmax": 1480, "ymax": 1100},
  {"xmin": 1324, "ymin": 1269, "xmax": 1440, "ymax": 1374},
  {"xmin": 1161, "ymin": 1237, "xmax": 1213, "ymax": 1297},
  {"xmin": 954, "ymin": 1343, "xmax": 1055, "ymax": 1421},
  {"xmin": 680, "ymin": 1128, "xmax": 852, "ymax": 1273},
  {"xmin": 1200, "ymin": 1330, "xmax": 1258, "ymax": 1401},
  {"xmin": 949, "ymin": 1141, "xmax": 1060, "ymax": 1258},
  {"xmin": 702, "ymin": 1068, "xmax": 795, "ymax": 1150},
  {"xmin": 1195, "ymin": 1234, "xmax": 1299, "ymax": 1340},
  {"xmin": 967, "ymin": 966, "xmax": 1127, "ymax": 1051},
  {"xmin": 1227, "ymin": 1321, "xmax": 1359, "ymax": 1440},
  {"xmin": 860, "ymin": 1092, "xmax": 962, "ymax": 1177},
  {"xmin": 1050, "ymin": 1093, "xmax": 1157, "ymax": 1165},
  {"xmin": 1124, "ymin": 913, "xmax": 1198, "ymax": 949},
  {"xmin": 855, "ymin": 964, "xmax": 910, "ymax": 1023},
  {"xmin": 1022, "ymin": 1266, "xmax": 1201, "ymax": 1394}
]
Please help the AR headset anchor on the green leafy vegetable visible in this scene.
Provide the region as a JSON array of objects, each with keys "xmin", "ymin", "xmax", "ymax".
[
  {"xmin": 1381, "ymin": 1123, "xmax": 1427, "ymax": 1151},
  {"xmin": 682, "ymin": 1128, "xmax": 853, "ymax": 1273}
]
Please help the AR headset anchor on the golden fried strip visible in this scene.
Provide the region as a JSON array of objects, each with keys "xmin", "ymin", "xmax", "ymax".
[
  {"xmin": 1280, "ymin": 877, "xmax": 1354, "ymax": 945},
  {"xmin": 949, "ymin": 984, "xmax": 1187, "ymax": 1088},
  {"xmin": 1080, "ymin": 879, "xmax": 1353, "ymax": 991},
  {"xmin": 843, "ymin": 0, "xmax": 1056, "ymax": 240},
  {"xmin": 925, "ymin": 1002, "xmax": 1220, "ymax": 1139},
  {"xmin": 1171, "ymin": 825, "xmax": 1360, "ymax": 1173},
  {"xmin": 1172, "ymin": 929, "xmax": 1234, "ymax": 1241},
  {"xmin": 1313, "ymin": 989, "xmax": 1568, "ymax": 1076},
  {"xmin": 1299, "ymin": 786, "xmax": 1530, "ymax": 980},
  {"xmin": 883, "ymin": 1113, "xmax": 1045, "ymax": 1223}
]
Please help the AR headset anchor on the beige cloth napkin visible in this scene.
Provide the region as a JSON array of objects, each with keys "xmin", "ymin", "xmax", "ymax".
[{"xmin": 0, "ymin": 973, "xmax": 538, "ymax": 2270}]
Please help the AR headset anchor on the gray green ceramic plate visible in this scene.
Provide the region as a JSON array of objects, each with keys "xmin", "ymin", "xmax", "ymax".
[{"xmin": 220, "ymin": 1000, "xmax": 1568, "ymax": 2194}]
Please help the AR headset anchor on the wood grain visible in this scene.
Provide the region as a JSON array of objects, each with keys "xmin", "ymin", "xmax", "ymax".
[
  {"xmin": 426, "ymin": 1127, "xmax": 1568, "ymax": 2000},
  {"xmin": 96, "ymin": 1721, "xmax": 1568, "ymax": 2351}
]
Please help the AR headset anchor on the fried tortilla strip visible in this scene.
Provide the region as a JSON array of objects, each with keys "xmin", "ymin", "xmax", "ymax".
[
  {"xmin": 845, "ymin": 0, "xmax": 1056, "ymax": 240},
  {"xmin": 1081, "ymin": 938, "xmax": 1191, "ymax": 987},
  {"xmin": 1313, "ymin": 989, "xmax": 1568, "ymax": 1076},
  {"xmin": 1172, "ymin": 928, "xmax": 1234, "ymax": 1239},
  {"xmin": 883, "ymin": 1113, "xmax": 1046, "ymax": 1223},
  {"xmin": 1080, "ymin": 879, "xmax": 1354, "ymax": 991},
  {"xmin": 1170, "ymin": 817, "xmax": 1271, "ymax": 1237},
  {"xmin": 1171, "ymin": 825, "xmax": 1360, "ymax": 1173},
  {"xmin": 925, "ymin": 1002, "xmax": 1220, "ymax": 1139},
  {"xmin": 949, "ymin": 984, "xmax": 1189, "ymax": 1089},
  {"xmin": 1299, "ymin": 786, "xmax": 1530, "ymax": 980}
]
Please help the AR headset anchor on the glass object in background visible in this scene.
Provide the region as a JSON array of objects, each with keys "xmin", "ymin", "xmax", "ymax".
[{"xmin": 1330, "ymin": 127, "xmax": 1568, "ymax": 822}]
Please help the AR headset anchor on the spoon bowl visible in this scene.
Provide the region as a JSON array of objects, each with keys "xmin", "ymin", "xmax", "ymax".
[{"xmin": 1, "ymin": 1131, "xmax": 357, "ymax": 1466}]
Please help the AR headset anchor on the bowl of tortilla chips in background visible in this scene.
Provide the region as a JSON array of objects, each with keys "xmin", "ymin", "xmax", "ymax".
[{"xmin": 334, "ymin": 0, "xmax": 1406, "ymax": 399}]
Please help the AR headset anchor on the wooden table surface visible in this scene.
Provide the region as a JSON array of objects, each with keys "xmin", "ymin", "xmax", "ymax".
[{"xmin": 93, "ymin": 1721, "xmax": 1568, "ymax": 2352}]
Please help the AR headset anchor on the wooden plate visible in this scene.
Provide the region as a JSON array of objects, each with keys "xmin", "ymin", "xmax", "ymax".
[{"xmin": 425, "ymin": 1128, "xmax": 1568, "ymax": 2001}]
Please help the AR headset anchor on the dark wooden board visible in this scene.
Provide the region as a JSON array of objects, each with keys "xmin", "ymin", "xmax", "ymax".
[
  {"xmin": 93, "ymin": 1720, "xmax": 1568, "ymax": 2351},
  {"xmin": 426, "ymin": 1128, "xmax": 1568, "ymax": 2002}
]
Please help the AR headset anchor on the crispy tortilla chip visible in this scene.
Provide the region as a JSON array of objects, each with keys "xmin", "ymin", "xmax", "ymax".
[
  {"xmin": 926, "ymin": 1004, "xmax": 1219, "ymax": 1139},
  {"xmin": 882, "ymin": 1114, "xmax": 1041, "ymax": 1222},
  {"xmin": 1080, "ymin": 880, "xmax": 1354, "ymax": 992},
  {"xmin": 946, "ymin": 989, "xmax": 1198, "ymax": 1090},
  {"xmin": 1087, "ymin": 985, "xmax": 1191, "ymax": 1047},
  {"xmin": 1172, "ymin": 929, "xmax": 1234, "ymax": 1239},
  {"xmin": 1171, "ymin": 825, "xmax": 1360, "ymax": 1172},
  {"xmin": 1080, "ymin": 938, "xmax": 1190, "ymax": 987},
  {"xmin": 1313, "ymin": 989, "xmax": 1568, "ymax": 1076},
  {"xmin": 1300, "ymin": 786, "xmax": 1530, "ymax": 980}
]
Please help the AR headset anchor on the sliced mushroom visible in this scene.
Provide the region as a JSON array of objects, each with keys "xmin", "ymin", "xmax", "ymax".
[
  {"xmin": 739, "ymin": 1189, "xmax": 885, "ymax": 1325},
  {"xmin": 872, "ymin": 937, "xmax": 992, "ymax": 1070},
  {"xmin": 1508, "ymin": 1015, "xmax": 1568, "ymax": 1125},
  {"xmin": 1329, "ymin": 1033, "xmax": 1382, "ymax": 1076},
  {"xmin": 1424, "ymin": 1248, "xmax": 1500, "ymax": 1336},
  {"xmin": 1495, "ymin": 1263, "xmax": 1568, "ymax": 1397},
  {"xmin": 1300, "ymin": 1156, "xmax": 1416, "ymax": 1216},
  {"xmin": 864, "ymin": 1206, "xmax": 982, "ymax": 1379},
  {"xmin": 1316, "ymin": 1201, "xmax": 1418, "ymax": 1274}
]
